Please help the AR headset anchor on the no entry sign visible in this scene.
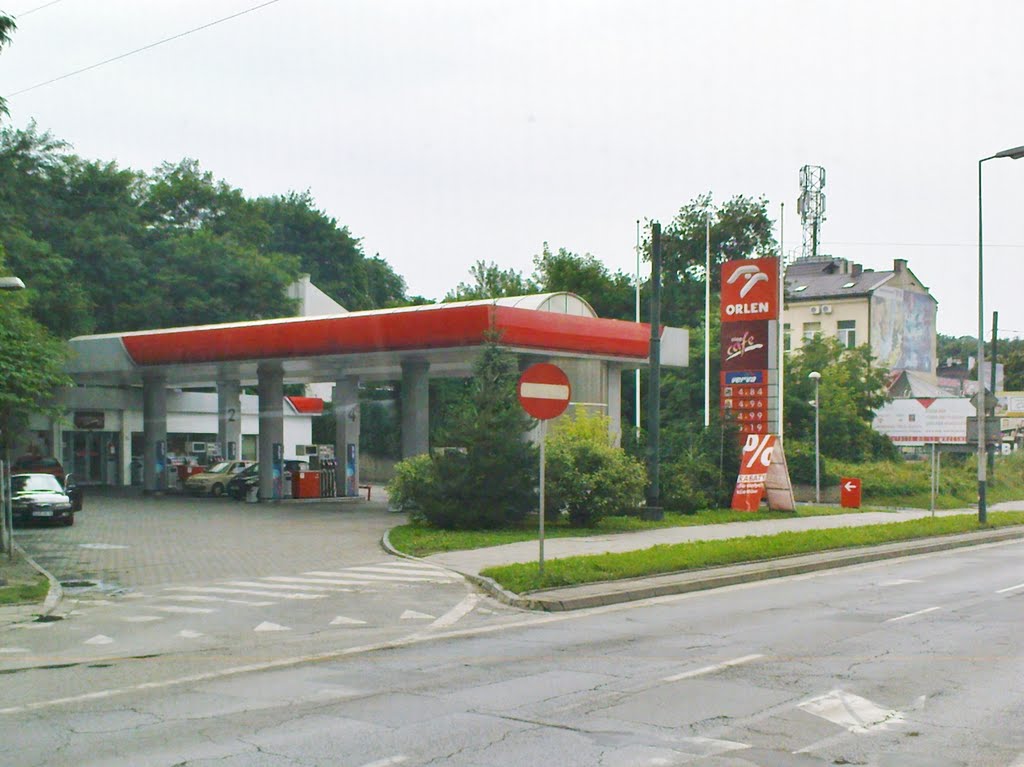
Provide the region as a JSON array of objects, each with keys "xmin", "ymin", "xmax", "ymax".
[{"xmin": 518, "ymin": 363, "xmax": 571, "ymax": 420}]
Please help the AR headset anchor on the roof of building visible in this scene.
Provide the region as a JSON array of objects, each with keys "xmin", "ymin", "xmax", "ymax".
[{"xmin": 785, "ymin": 257, "xmax": 896, "ymax": 299}]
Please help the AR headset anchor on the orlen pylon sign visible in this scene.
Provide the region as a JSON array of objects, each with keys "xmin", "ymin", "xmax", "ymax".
[
  {"xmin": 720, "ymin": 257, "xmax": 786, "ymax": 511},
  {"xmin": 720, "ymin": 258, "xmax": 779, "ymax": 436}
]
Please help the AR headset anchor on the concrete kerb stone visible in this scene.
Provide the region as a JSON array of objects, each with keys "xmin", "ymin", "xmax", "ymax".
[
  {"xmin": 384, "ymin": 524, "xmax": 1024, "ymax": 613},
  {"xmin": 0, "ymin": 542, "xmax": 63, "ymax": 628},
  {"xmin": 380, "ymin": 529, "xmax": 527, "ymax": 608}
]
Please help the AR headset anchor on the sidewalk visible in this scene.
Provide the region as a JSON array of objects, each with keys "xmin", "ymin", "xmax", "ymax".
[{"xmin": 418, "ymin": 501, "xmax": 1024, "ymax": 611}]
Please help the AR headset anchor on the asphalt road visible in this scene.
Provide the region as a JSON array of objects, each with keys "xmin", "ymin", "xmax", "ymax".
[
  {"xmin": 1, "ymin": 536, "xmax": 1022, "ymax": 766},
  {"xmin": 1, "ymin": 490, "xmax": 520, "ymax": 701}
]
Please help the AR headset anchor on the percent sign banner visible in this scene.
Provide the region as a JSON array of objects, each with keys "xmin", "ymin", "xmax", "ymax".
[{"xmin": 731, "ymin": 433, "xmax": 777, "ymax": 511}]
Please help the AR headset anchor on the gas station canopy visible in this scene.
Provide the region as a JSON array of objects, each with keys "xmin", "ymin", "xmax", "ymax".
[{"xmin": 68, "ymin": 294, "xmax": 688, "ymax": 387}]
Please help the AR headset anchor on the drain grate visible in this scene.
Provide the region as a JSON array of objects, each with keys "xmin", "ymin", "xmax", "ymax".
[{"xmin": 60, "ymin": 580, "xmax": 96, "ymax": 588}]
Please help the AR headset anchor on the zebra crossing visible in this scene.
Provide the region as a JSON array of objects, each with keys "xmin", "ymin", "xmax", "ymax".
[
  {"xmin": 0, "ymin": 560, "xmax": 478, "ymax": 659},
  {"xmin": 147, "ymin": 560, "xmax": 461, "ymax": 611}
]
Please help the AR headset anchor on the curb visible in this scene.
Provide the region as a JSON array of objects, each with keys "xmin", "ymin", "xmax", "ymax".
[
  {"xmin": 0, "ymin": 542, "xmax": 63, "ymax": 628},
  {"xmin": 386, "ymin": 525, "xmax": 1024, "ymax": 612}
]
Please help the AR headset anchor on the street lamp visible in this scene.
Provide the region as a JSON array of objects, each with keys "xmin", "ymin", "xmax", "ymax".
[
  {"xmin": 809, "ymin": 371, "xmax": 821, "ymax": 504},
  {"xmin": 0, "ymin": 274, "xmax": 25, "ymax": 557},
  {"xmin": 977, "ymin": 145, "xmax": 1024, "ymax": 524}
]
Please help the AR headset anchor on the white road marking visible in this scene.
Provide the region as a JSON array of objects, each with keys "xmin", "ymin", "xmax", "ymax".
[
  {"xmin": 996, "ymin": 582, "xmax": 1024, "ymax": 594},
  {"xmin": 885, "ymin": 606, "xmax": 942, "ymax": 622},
  {"xmin": 428, "ymin": 594, "xmax": 479, "ymax": 629},
  {"xmin": 797, "ymin": 690, "xmax": 904, "ymax": 735},
  {"xmin": 262, "ymin": 576, "xmax": 375, "ymax": 586},
  {"xmin": 14, "ymin": 623, "xmax": 57, "ymax": 630},
  {"xmin": 0, "ymin": 648, "xmax": 30, "ymax": 654},
  {"xmin": 177, "ymin": 630, "xmax": 203, "ymax": 639},
  {"xmin": 153, "ymin": 605, "xmax": 216, "ymax": 615},
  {"xmin": 330, "ymin": 616, "xmax": 368, "ymax": 626},
  {"xmin": 163, "ymin": 594, "xmax": 276, "ymax": 606},
  {"xmin": 121, "ymin": 593, "xmax": 147, "ymax": 599},
  {"xmin": 663, "ymin": 653, "xmax": 764, "ymax": 682},
  {"xmin": 357, "ymin": 756, "xmax": 409, "ymax": 767},
  {"xmin": 400, "ymin": 610, "xmax": 435, "ymax": 620},
  {"xmin": 84, "ymin": 635, "xmax": 114, "ymax": 645},
  {"xmin": 268, "ymin": 574, "xmax": 448, "ymax": 585},
  {"xmin": 254, "ymin": 622, "xmax": 291, "ymax": 632},
  {"xmin": 165, "ymin": 586, "xmax": 326, "ymax": 600},
  {"xmin": 226, "ymin": 580, "xmax": 343, "ymax": 592},
  {"xmin": 78, "ymin": 543, "xmax": 129, "ymax": 550},
  {"xmin": 881, "ymin": 579, "xmax": 921, "ymax": 586},
  {"xmin": 122, "ymin": 616, "xmax": 163, "ymax": 623},
  {"xmin": 334, "ymin": 565, "xmax": 453, "ymax": 577}
]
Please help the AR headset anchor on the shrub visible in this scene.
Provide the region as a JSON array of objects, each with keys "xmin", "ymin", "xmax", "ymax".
[
  {"xmin": 386, "ymin": 453, "xmax": 438, "ymax": 524},
  {"xmin": 386, "ymin": 341, "xmax": 537, "ymax": 530},
  {"xmin": 783, "ymin": 440, "xmax": 837, "ymax": 486},
  {"xmin": 545, "ymin": 408, "xmax": 646, "ymax": 527}
]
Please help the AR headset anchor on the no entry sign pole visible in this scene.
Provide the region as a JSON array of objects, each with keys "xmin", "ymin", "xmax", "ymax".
[{"xmin": 518, "ymin": 363, "xmax": 571, "ymax": 577}]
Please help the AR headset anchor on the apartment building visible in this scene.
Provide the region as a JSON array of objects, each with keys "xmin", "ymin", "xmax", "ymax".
[{"xmin": 783, "ymin": 256, "xmax": 938, "ymax": 380}]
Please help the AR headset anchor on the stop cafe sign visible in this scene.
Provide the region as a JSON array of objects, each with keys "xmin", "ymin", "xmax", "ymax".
[{"xmin": 517, "ymin": 363, "xmax": 571, "ymax": 420}]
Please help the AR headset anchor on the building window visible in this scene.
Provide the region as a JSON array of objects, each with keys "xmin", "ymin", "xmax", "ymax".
[
  {"xmin": 783, "ymin": 323, "xmax": 791, "ymax": 352},
  {"xmin": 837, "ymin": 319, "xmax": 856, "ymax": 348},
  {"xmin": 802, "ymin": 321, "xmax": 821, "ymax": 341}
]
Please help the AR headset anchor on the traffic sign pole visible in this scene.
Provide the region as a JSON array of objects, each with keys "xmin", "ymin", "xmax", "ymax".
[
  {"xmin": 517, "ymin": 363, "xmax": 571, "ymax": 579},
  {"xmin": 539, "ymin": 421, "xmax": 546, "ymax": 575}
]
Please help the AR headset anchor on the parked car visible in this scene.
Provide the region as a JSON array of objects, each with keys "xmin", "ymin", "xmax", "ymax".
[
  {"xmin": 227, "ymin": 460, "xmax": 309, "ymax": 500},
  {"xmin": 11, "ymin": 473, "xmax": 76, "ymax": 527},
  {"xmin": 183, "ymin": 460, "xmax": 253, "ymax": 496},
  {"xmin": 12, "ymin": 455, "xmax": 65, "ymax": 483}
]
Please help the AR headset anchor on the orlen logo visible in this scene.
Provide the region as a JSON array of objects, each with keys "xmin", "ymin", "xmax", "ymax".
[{"xmin": 721, "ymin": 258, "xmax": 778, "ymax": 322}]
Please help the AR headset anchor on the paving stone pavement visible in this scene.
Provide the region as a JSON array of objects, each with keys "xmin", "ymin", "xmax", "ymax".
[{"xmin": 10, "ymin": 487, "xmax": 401, "ymax": 593}]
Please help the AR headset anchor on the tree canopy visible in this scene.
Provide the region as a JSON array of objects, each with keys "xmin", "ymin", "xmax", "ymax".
[{"xmin": 0, "ymin": 125, "xmax": 410, "ymax": 338}]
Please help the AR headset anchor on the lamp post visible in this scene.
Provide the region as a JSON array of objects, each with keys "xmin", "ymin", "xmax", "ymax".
[
  {"xmin": 0, "ymin": 274, "xmax": 26, "ymax": 558},
  {"xmin": 977, "ymin": 145, "xmax": 1024, "ymax": 524},
  {"xmin": 809, "ymin": 371, "xmax": 821, "ymax": 504}
]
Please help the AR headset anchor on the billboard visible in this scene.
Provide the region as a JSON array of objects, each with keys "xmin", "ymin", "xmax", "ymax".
[
  {"xmin": 870, "ymin": 287, "xmax": 935, "ymax": 373},
  {"xmin": 872, "ymin": 397, "xmax": 973, "ymax": 444}
]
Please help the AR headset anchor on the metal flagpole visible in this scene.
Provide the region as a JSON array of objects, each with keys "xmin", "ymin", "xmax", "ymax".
[
  {"xmin": 778, "ymin": 202, "xmax": 785, "ymax": 440},
  {"xmin": 635, "ymin": 219, "xmax": 641, "ymax": 442},
  {"xmin": 704, "ymin": 210, "xmax": 711, "ymax": 428}
]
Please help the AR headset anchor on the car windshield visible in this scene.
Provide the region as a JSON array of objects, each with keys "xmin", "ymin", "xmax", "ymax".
[
  {"xmin": 207, "ymin": 462, "xmax": 232, "ymax": 474},
  {"xmin": 12, "ymin": 474, "xmax": 64, "ymax": 493}
]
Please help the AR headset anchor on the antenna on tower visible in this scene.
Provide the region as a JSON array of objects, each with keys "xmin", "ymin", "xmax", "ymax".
[{"xmin": 797, "ymin": 165, "xmax": 826, "ymax": 261}]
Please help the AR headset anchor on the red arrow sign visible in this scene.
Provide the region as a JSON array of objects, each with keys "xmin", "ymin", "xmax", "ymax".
[
  {"xmin": 840, "ymin": 477, "xmax": 862, "ymax": 509},
  {"xmin": 518, "ymin": 363, "xmax": 571, "ymax": 420}
]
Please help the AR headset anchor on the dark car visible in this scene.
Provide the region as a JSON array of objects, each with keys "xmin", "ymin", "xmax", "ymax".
[
  {"xmin": 11, "ymin": 473, "xmax": 76, "ymax": 527},
  {"xmin": 12, "ymin": 455, "xmax": 65, "ymax": 483},
  {"xmin": 227, "ymin": 460, "xmax": 309, "ymax": 500}
]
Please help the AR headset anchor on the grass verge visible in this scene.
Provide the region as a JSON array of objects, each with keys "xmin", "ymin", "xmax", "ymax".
[
  {"xmin": 0, "ymin": 552, "xmax": 50, "ymax": 606},
  {"xmin": 388, "ymin": 504, "xmax": 887, "ymax": 558},
  {"xmin": 479, "ymin": 511, "xmax": 1024, "ymax": 594}
]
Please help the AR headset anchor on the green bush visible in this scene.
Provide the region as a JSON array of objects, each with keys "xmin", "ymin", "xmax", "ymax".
[
  {"xmin": 784, "ymin": 440, "xmax": 838, "ymax": 486},
  {"xmin": 659, "ymin": 448, "xmax": 724, "ymax": 514},
  {"xmin": 545, "ymin": 408, "xmax": 646, "ymax": 527},
  {"xmin": 386, "ymin": 342, "xmax": 537, "ymax": 530},
  {"xmin": 386, "ymin": 453, "xmax": 438, "ymax": 523}
]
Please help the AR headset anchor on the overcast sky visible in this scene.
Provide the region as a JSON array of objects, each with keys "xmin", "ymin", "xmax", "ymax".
[{"xmin": 3, "ymin": 0, "xmax": 1023, "ymax": 337}]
